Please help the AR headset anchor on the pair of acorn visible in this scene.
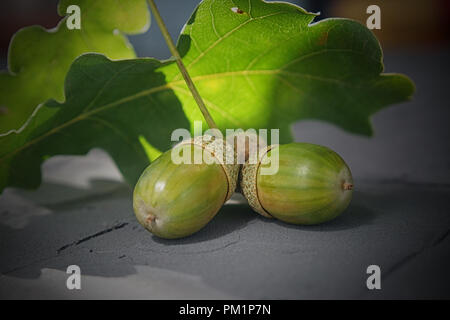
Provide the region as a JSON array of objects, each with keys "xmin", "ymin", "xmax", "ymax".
[
  {"xmin": 136, "ymin": 1, "xmax": 353, "ymax": 239},
  {"xmin": 133, "ymin": 132, "xmax": 353, "ymax": 239}
]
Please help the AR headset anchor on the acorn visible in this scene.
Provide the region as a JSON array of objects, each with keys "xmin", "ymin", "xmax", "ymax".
[
  {"xmin": 241, "ymin": 143, "xmax": 353, "ymax": 225},
  {"xmin": 133, "ymin": 136, "xmax": 239, "ymax": 239}
]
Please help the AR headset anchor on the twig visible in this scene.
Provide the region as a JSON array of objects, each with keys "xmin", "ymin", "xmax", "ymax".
[{"xmin": 147, "ymin": 0, "xmax": 218, "ymax": 129}]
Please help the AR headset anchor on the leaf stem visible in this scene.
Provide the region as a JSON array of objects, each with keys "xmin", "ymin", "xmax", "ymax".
[{"xmin": 147, "ymin": 0, "xmax": 218, "ymax": 129}]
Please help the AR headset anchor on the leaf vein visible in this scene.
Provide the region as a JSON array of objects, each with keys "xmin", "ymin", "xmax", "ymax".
[
  {"xmin": 87, "ymin": 115, "xmax": 146, "ymax": 157},
  {"xmin": 171, "ymin": 84, "xmax": 243, "ymax": 127},
  {"xmin": 209, "ymin": 0, "xmax": 221, "ymax": 39},
  {"xmin": 83, "ymin": 62, "xmax": 139, "ymax": 113},
  {"xmin": 179, "ymin": 10, "xmax": 286, "ymax": 79}
]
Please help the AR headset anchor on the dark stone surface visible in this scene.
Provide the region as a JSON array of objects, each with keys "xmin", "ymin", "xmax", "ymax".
[
  {"xmin": 0, "ymin": 177, "xmax": 449, "ymax": 299},
  {"xmin": 0, "ymin": 1, "xmax": 449, "ymax": 298}
]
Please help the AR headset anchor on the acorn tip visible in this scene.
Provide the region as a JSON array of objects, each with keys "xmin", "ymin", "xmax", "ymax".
[{"xmin": 342, "ymin": 182, "xmax": 353, "ymax": 190}]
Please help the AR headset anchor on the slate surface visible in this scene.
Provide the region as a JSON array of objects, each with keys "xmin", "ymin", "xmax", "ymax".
[{"xmin": 0, "ymin": 46, "xmax": 449, "ymax": 299}]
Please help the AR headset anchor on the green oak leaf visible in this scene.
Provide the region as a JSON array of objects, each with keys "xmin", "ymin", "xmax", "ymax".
[
  {"xmin": 163, "ymin": 0, "xmax": 414, "ymax": 141},
  {"xmin": 0, "ymin": 0, "xmax": 150, "ymax": 133},
  {"xmin": 0, "ymin": 54, "xmax": 190, "ymax": 191},
  {"xmin": 0, "ymin": 0, "xmax": 414, "ymax": 193}
]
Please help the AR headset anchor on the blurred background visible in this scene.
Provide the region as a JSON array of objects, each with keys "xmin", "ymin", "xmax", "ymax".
[{"xmin": 1, "ymin": 0, "xmax": 449, "ymax": 63}]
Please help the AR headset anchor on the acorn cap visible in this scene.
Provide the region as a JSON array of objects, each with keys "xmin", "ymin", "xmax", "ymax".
[
  {"xmin": 240, "ymin": 144, "xmax": 277, "ymax": 218},
  {"xmin": 226, "ymin": 131, "xmax": 268, "ymax": 164}
]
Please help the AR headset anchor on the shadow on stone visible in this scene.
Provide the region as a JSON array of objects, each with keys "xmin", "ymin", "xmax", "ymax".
[
  {"xmin": 1, "ymin": 184, "xmax": 379, "ymax": 282},
  {"xmin": 151, "ymin": 202, "xmax": 257, "ymax": 245},
  {"xmin": 0, "ymin": 178, "xmax": 134, "ymax": 280}
]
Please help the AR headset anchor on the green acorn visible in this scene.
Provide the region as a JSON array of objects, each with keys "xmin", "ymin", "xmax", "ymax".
[
  {"xmin": 241, "ymin": 143, "xmax": 353, "ymax": 225},
  {"xmin": 133, "ymin": 136, "xmax": 239, "ymax": 239}
]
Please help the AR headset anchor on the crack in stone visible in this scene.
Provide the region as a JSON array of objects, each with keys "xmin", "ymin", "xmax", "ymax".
[
  {"xmin": 56, "ymin": 222, "xmax": 129, "ymax": 254},
  {"xmin": 432, "ymin": 228, "xmax": 450, "ymax": 247},
  {"xmin": 364, "ymin": 227, "xmax": 450, "ymax": 296},
  {"xmin": 382, "ymin": 251, "xmax": 421, "ymax": 281},
  {"xmin": 356, "ymin": 226, "xmax": 450, "ymax": 299}
]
